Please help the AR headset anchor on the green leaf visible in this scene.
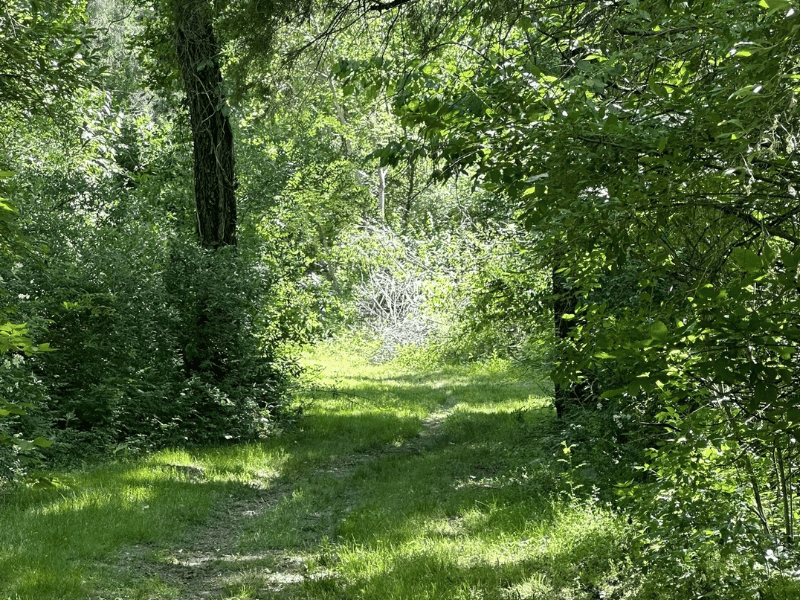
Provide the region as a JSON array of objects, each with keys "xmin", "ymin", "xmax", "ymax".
[
  {"xmin": 651, "ymin": 83, "xmax": 668, "ymax": 98},
  {"xmin": 602, "ymin": 113, "xmax": 619, "ymax": 132},
  {"xmin": 0, "ymin": 199, "xmax": 18, "ymax": 216},
  {"xmin": 713, "ymin": 359, "xmax": 741, "ymax": 384},
  {"xmin": 728, "ymin": 84, "xmax": 763, "ymax": 101},
  {"xmin": 600, "ymin": 387, "xmax": 626, "ymax": 399},
  {"xmin": 731, "ymin": 247, "xmax": 763, "ymax": 274},
  {"xmin": 781, "ymin": 247, "xmax": 800, "ymax": 272},
  {"xmin": 32, "ymin": 437, "xmax": 53, "ymax": 448},
  {"xmin": 759, "ymin": 0, "xmax": 792, "ymax": 12},
  {"xmin": 696, "ymin": 284, "xmax": 718, "ymax": 300},
  {"xmin": 786, "ymin": 407, "xmax": 800, "ymax": 424},
  {"xmin": 754, "ymin": 382, "xmax": 778, "ymax": 405},
  {"xmin": 649, "ymin": 320, "xmax": 668, "ymax": 339},
  {"xmin": 637, "ymin": 376, "xmax": 657, "ymax": 393}
]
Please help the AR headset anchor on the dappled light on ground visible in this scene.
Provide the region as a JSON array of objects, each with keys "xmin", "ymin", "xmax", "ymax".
[{"xmin": 1, "ymin": 345, "xmax": 630, "ymax": 600}]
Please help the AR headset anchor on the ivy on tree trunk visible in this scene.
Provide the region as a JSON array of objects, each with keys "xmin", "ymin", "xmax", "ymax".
[
  {"xmin": 172, "ymin": 0, "xmax": 237, "ymax": 248},
  {"xmin": 169, "ymin": 0, "xmax": 238, "ymax": 380}
]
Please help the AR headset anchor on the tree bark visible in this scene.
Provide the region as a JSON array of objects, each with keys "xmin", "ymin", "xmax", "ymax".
[
  {"xmin": 170, "ymin": 0, "xmax": 238, "ymax": 380},
  {"xmin": 173, "ymin": 0, "xmax": 237, "ymax": 248}
]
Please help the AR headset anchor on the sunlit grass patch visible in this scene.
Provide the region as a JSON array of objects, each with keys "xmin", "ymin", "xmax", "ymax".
[
  {"xmin": 0, "ymin": 448, "xmax": 254, "ymax": 600},
  {"xmin": 236, "ymin": 343, "xmax": 632, "ymax": 600},
  {"xmin": 308, "ymin": 501, "xmax": 627, "ymax": 600},
  {"xmin": 0, "ymin": 340, "xmax": 628, "ymax": 600}
]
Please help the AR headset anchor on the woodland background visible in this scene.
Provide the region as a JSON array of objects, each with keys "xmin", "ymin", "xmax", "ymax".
[{"xmin": 2, "ymin": 0, "xmax": 800, "ymax": 597}]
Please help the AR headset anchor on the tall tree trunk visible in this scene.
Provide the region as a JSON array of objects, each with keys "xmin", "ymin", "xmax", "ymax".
[
  {"xmin": 173, "ymin": 0, "xmax": 237, "ymax": 248},
  {"xmin": 170, "ymin": 0, "xmax": 238, "ymax": 380}
]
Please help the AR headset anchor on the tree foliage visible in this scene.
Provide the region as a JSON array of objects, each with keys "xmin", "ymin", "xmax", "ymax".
[
  {"xmin": 0, "ymin": 0, "xmax": 98, "ymax": 113},
  {"xmin": 6, "ymin": 0, "xmax": 800, "ymax": 594},
  {"xmin": 341, "ymin": 0, "xmax": 800, "ymax": 595}
]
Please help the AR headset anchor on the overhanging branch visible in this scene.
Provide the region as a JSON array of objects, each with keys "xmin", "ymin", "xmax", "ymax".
[{"xmin": 366, "ymin": 0, "xmax": 418, "ymax": 11}]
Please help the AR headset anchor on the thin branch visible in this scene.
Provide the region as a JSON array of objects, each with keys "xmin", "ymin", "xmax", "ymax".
[{"xmin": 366, "ymin": 0, "xmax": 418, "ymax": 11}]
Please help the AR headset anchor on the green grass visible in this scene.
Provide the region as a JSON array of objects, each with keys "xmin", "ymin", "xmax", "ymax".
[{"xmin": 0, "ymin": 339, "xmax": 633, "ymax": 600}]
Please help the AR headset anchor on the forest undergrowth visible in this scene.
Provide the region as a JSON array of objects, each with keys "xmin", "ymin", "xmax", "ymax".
[{"xmin": 0, "ymin": 338, "xmax": 633, "ymax": 600}]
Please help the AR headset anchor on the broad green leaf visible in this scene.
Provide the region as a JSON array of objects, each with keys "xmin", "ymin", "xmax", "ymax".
[
  {"xmin": 713, "ymin": 359, "xmax": 741, "ymax": 384},
  {"xmin": 754, "ymin": 382, "xmax": 778, "ymax": 405},
  {"xmin": 600, "ymin": 387, "xmax": 626, "ymax": 398},
  {"xmin": 603, "ymin": 113, "xmax": 619, "ymax": 132},
  {"xmin": 731, "ymin": 247, "xmax": 763, "ymax": 274},
  {"xmin": 780, "ymin": 246, "xmax": 800, "ymax": 271},
  {"xmin": 759, "ymin": 0, "xmax": 792, "ymax": 13},
  {"xmin": 696, "ymin": 284, "xmax": 718, "ymax": 300},
  {"xmin": 729, "ymin": 84, "xmax": 763, "ymax": 100},
  {"xmin": 0, "ymin": 199, "xmax": 18, "ymax": 215},
  {"xmin": 651, "ymin": 83, "xmax": 668, "ymax": 98},
  {"xmin": 637, "ymin": 376, "xmax": 657, "ymax": 393},
  {"xmin": 649, "ymin": 320, "xmax": 668, "ymax": 339}
]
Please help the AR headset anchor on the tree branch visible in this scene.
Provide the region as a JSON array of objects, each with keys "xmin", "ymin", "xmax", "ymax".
[{"xmin": 366, "ymin": 0, "xmax": 418, "ymax": 12}]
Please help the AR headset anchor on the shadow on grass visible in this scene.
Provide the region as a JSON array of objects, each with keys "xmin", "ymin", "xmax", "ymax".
[
  {"xmin": 302, "ymin": 522, "xmax": 625, "ymax": 600},
  {"xmin": 234, "ymin": 397, "xmax": 627, "ymax": 600},
  {"xmin": 0, "ymin": 464, "xmax": 265, "ymax": 600},
  {"xmin": 1, "ymin": 354, "xmax": 583, "ymax": 600}
]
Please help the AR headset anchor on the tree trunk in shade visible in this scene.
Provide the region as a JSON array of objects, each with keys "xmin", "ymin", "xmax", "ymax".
[{"xmin": 173, "ymin": 0, "xmax": 237, "ymax": 248}]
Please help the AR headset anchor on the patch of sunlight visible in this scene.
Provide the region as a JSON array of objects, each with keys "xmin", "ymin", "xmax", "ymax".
[
  {"xmin": 449, "ymin": 397, "xmax": 542, "ymax": 414},
  {"xmin": 501, "ymin": 572, "xmax": 553, "ymax": 600},
  {"xmin": 124, "ymin": 465, "xmax": 176, "ymax": 482},
  {"xmin": 163, "ymin": 551, "xmax": 280, "ymax": 568},
  {"xmin": 338, "ymin": 501, "xmax": 624, "ymax": 584},
  {"xmin": 422, "ymin": 515, "xmax": 467, "ymax": 538},
  {"xmin": 36, "ymin": 486, "xmax": 156, "ymax": 516},
  {"xmin": 148, "ymin": 448, "xmax": 196, "ymax": 466},
  {"xmin": 179, "ymin": 444, "xmax": 292, "ymax": 484}
]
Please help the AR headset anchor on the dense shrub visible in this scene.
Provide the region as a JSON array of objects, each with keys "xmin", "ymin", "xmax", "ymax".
[{"xmin": 0, "ymin": 153, "xmax": 298, "ymax": 468}]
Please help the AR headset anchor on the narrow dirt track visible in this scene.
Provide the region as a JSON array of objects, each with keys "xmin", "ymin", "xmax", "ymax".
[{"xmin": 108, "ymin": 397, "xmax": 460, "ymax": 599}]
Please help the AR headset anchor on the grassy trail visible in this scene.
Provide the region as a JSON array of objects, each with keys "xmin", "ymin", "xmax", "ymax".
[{"xmin": 1, "ymin": 343, "xmax": 630, "ymax": 600}]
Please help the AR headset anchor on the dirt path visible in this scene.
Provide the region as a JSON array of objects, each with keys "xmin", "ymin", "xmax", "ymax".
[{"xmin": 111, "ymin": 397, "xmax": 461, "ymax": 599}]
